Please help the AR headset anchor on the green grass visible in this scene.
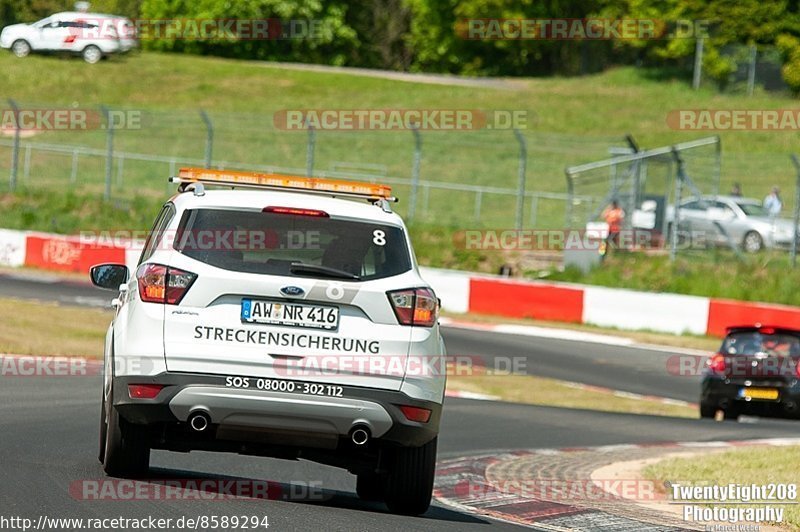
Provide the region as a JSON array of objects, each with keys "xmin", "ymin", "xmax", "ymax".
[
  {"xmin": 644, "ymin": 446, "xmax": 800, "ymax": 529},
  {"xmin": 0, "ymin": 291, "xmax": 694, "ymax": 418},
  {"xmin": 3, "ymin": 51, "xmax": 800, "ymax": 306},
  {"xmin": 1, "ymin": 52, "xmax": 800, "ymax": 226},
  {"xmin": 0, "ymin": 297, "xmax": 110, "ymax": 357},
  {"xmin": 0, "ymin": 187, "xmax": 162, "ymax": 234},
  {"xmin": 448, "ymin": 373, "xmax": 696, "ymax": 418},
  {"xmin": 548, "ymin": 250, "xmax": 800, "ymax": 307}
]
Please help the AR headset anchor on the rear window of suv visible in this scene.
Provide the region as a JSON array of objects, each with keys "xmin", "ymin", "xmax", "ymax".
[{"xmin": 173, "ymin": 208, "xmax": 412, "ymax": 281}]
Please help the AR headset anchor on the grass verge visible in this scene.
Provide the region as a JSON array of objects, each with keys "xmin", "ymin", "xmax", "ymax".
[
  {"xmin": 548, "ymin": 250, "xmax": 800, "ymax": 307},
  {"xmin": 643, "ymin": 446, "xmax": 800, "ymax": 529},
  {"xmin": 0, "ymin": 298, "xmax": 109, "ymax": 358},
  {"xmin": 444, "ymin": 311, "xmax": 720, "ymax": 351},
  {"xmin": 0, "ymin": 295, "xmax": 695, "ymax": 418},
  {"xmin": 447, "ymin": 373, "xmax": 696, "ymax": 418}
]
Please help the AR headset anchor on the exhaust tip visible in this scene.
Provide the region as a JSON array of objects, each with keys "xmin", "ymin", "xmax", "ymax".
[
  {"xmin": 350, "ymin": 425, "xmax": 370, "ymax": 446},
  {"xmin": 188, "ymin": 411, "xmax": 211, "ymax": 432}
]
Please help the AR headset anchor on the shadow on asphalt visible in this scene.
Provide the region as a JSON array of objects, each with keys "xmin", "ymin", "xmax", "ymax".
[{"xmin": 118, "ymin": 467, "xmax": 491, "ymax": 525}]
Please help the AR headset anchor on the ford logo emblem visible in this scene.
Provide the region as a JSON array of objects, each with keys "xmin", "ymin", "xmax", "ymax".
[{"xmin": 280, "ymin": 286, "xmax": 305, "ymax": 297}]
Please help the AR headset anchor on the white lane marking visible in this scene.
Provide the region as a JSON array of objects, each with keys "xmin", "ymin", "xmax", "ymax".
[
  {"xmin": 445, "ymin": 390, "xmax": 501, "ymax": 401},
  {"xmin": 441, "ymin": 318, "xmax": 635, "ymax": 346},
  {"xmin": 2, "ymin": 272, "xmax": 62, "ymax": 283},
  {"xmin": 66, "ymin": 296, "xmax": 109, "ymax": 308},
  {"xmin": 441, "ymin": 317, "xmax": 711, "ymax": 356}
]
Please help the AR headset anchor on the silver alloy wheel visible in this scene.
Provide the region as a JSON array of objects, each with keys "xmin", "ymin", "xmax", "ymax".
[
  {"xmin": 743, "ymin": 231, "xmax": 763, "ymax": 253},
  {"xmin": 11, "ymin": 40, "xmax": 31, "ymax": 58},
  {"xmin": 82, "ymin": 45, "xmax": 102, "ymax": 64}
]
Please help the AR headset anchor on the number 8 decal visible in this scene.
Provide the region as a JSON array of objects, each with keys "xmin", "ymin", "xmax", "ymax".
[{"xmin": 373, "ymin": 229, "xmax": 386, "ymax": 246}]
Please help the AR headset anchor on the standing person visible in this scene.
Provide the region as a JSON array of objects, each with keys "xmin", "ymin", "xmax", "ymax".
[
  {"xmin": 764, "ymin": 186, "xmax": 782, "ymax": 216},
  {"xmin": 730, "ymin": 183, "xmax": 742, "ymax": 197},
  {"xmin": 602, "ymin": 200, "xmax": 625, "ymax": 251}
]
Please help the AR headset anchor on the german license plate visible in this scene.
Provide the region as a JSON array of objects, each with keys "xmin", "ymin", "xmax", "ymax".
[
  {"xmin": 241, "ymin": 299, "xmax": 339, "ymax": 330},
  {"xmin": 739, "ymin": 387, "xmax": 779, "ymax": 401}
]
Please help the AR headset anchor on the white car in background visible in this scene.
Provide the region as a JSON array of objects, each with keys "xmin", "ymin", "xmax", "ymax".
[{"xmin": 0, "ymin": 11, "xmax": 136, "ymax": 63}]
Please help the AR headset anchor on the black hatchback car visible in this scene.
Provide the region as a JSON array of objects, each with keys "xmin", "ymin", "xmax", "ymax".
[{"xmin": 700, "ymin": 326, "xmax": 800, "ymax": 420}]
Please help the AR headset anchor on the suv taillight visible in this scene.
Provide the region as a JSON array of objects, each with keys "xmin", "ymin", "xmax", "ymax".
[
  {"xmin": 136, "ymin": 263, "xmax": 196, "ymax": 305},
  {"xmin": 707, "ymin": 353, "xmax": 727, "ymax": 375},
  {"xmin": 388, "ymin": 287, "xmax": 438, "ymax": 327}
]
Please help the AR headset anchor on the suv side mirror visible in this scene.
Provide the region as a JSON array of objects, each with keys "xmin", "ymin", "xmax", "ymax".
[{"xmin": 90, "ymin": 264, "xmax": 129, "ymax": 290}]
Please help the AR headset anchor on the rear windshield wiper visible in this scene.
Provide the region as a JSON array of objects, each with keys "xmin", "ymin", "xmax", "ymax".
[{"xmin": 290, "ymin": 262, "xmax": 360, "ymax": 280}]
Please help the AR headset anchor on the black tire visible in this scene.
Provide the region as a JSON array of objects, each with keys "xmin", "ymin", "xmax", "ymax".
[
  {"xmin": 11, "ymin": 40, "xmax": 31, "ymax": 58},
  {"xmin": 356, "ymin": 472, "xmax": 385, "ymax": 502},
  {"xmin": 383, "ymin": 437, "xmax": 437, "ymax": 515},
  {"xmin": 723, "ymin": 406, "xmax": 741, "ymax": 422},
  {"xmin": 98, "ymin": 390, "xmax": 107, "ymax": 463},
  {"xmin": 699, "ymin": 401, "xmax": 717, "ymax": 419},
  {"xmin": 742, "ymin": 231, "xmax": 763, "ymax": 253},
  {"xmin": 102, "ymin": 384, "xmax": 150, "ymax": 477}
]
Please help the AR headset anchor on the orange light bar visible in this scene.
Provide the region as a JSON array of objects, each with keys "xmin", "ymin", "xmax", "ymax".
[{"xmin": 177, "ymin": 167, "xmax": 393, "ymax": 199}]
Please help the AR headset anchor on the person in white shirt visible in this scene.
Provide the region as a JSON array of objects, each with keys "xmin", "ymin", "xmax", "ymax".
[{"xmin": 764, "ymin": 186, "xmax": 782, "ymax": 216}]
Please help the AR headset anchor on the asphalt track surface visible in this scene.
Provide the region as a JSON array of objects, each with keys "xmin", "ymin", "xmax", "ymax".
[{"xmin": 2, "ymin": 271, "xmax": 800, "ymax": 531}]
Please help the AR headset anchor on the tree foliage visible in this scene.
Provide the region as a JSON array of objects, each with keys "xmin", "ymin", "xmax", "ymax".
[{"xmin": 3, "ymin": 0, "xmax": 800, "ymax": 90}]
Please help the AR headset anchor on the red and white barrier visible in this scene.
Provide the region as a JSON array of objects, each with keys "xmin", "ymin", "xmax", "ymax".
[
  {"xmin": 421, "ymin": 267, "xmax": 800, "ymax": 338},
  {"xmin": 24, "ymin": 232, "xmax": 127, "ymax": 274},
  {"xmin": 582, "ymin": 286, "xmax": 709, "ymax": 336},
  {"xmin": 0, "ymin": 229, "xmax": 27, "ymax": 267},
  {"xmin": 1, "ymin": 229, "xmax": 798, "ymax": 338}
]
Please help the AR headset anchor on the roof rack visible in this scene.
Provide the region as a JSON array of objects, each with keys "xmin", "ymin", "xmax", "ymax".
[{"xmin": 171, "ymin": 167, "xmax": 397, "ymax": 203}]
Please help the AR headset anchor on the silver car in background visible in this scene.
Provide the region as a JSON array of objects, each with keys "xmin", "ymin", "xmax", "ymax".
[{"xmin": 666, "ymin": 195, "xmax": 798, "ymax": 252}]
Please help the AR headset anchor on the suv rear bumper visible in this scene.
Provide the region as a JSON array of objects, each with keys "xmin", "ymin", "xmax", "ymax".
[{"xmin": 113, "ymin": 372, "xmax": 442, "ymax": 448}]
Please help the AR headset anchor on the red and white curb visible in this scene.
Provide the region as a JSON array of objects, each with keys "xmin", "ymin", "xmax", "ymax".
[
  {"xmin": 560, "ymin": 381, "xmax": 697, "ymax": 408},
  {"xmin": 439, "ymin": 317, "xmax": 709, "ymax": 356},
  {"xmin": 434, "ymin": 438, "xmax": 800, "ymax": 530},
  {"xmin": 445, "ymin": 381, "xmax": 696, "ymax": 408},
  {"xmin": 445, "ymin": 389, "xmax": 501, "ymax": 401},
  {"xmin": 440, "ymin": 317, "xmax": 636, "ymax": 347}
]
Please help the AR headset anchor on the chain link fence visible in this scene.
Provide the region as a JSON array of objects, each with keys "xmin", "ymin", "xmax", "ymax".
[
  {"xmin": 694, "ymin": 42, "xmax": 789, "ymax": 95},
  {"xmin": 565, "ymin": 136, "xmax": 721, "ymax": 232},
  {"xmin": 566, "ymin": 137, "xmax": 800, "ymax": 265},
  {"xmin": 1, "ymin": 100, "xmax": 625, "ymax": 229}
]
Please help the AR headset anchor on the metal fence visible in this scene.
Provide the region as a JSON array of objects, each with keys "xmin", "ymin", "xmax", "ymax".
[
  {"xmin": 565, "ymin": 136, "xmax": 721, "ymax": 230},
  {"xmin": 694, "ymin": 42, "xmax": 789, "ymax": 95},
  {"xmin": 566, "ymin": 138, "xmax": 800, "ymax": 265},
  {"xmin": 1, "ymin": 100, "xmax": 625, "ymax": 229}
]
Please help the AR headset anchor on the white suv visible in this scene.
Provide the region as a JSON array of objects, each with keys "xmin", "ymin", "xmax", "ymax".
[
  {"xmin": 1, "ymin": 11, "xmax": 136, "ymax": 63},
  {"xmin": 90, "ymin": 168, "xmax": 446, "ymax": 515}
]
